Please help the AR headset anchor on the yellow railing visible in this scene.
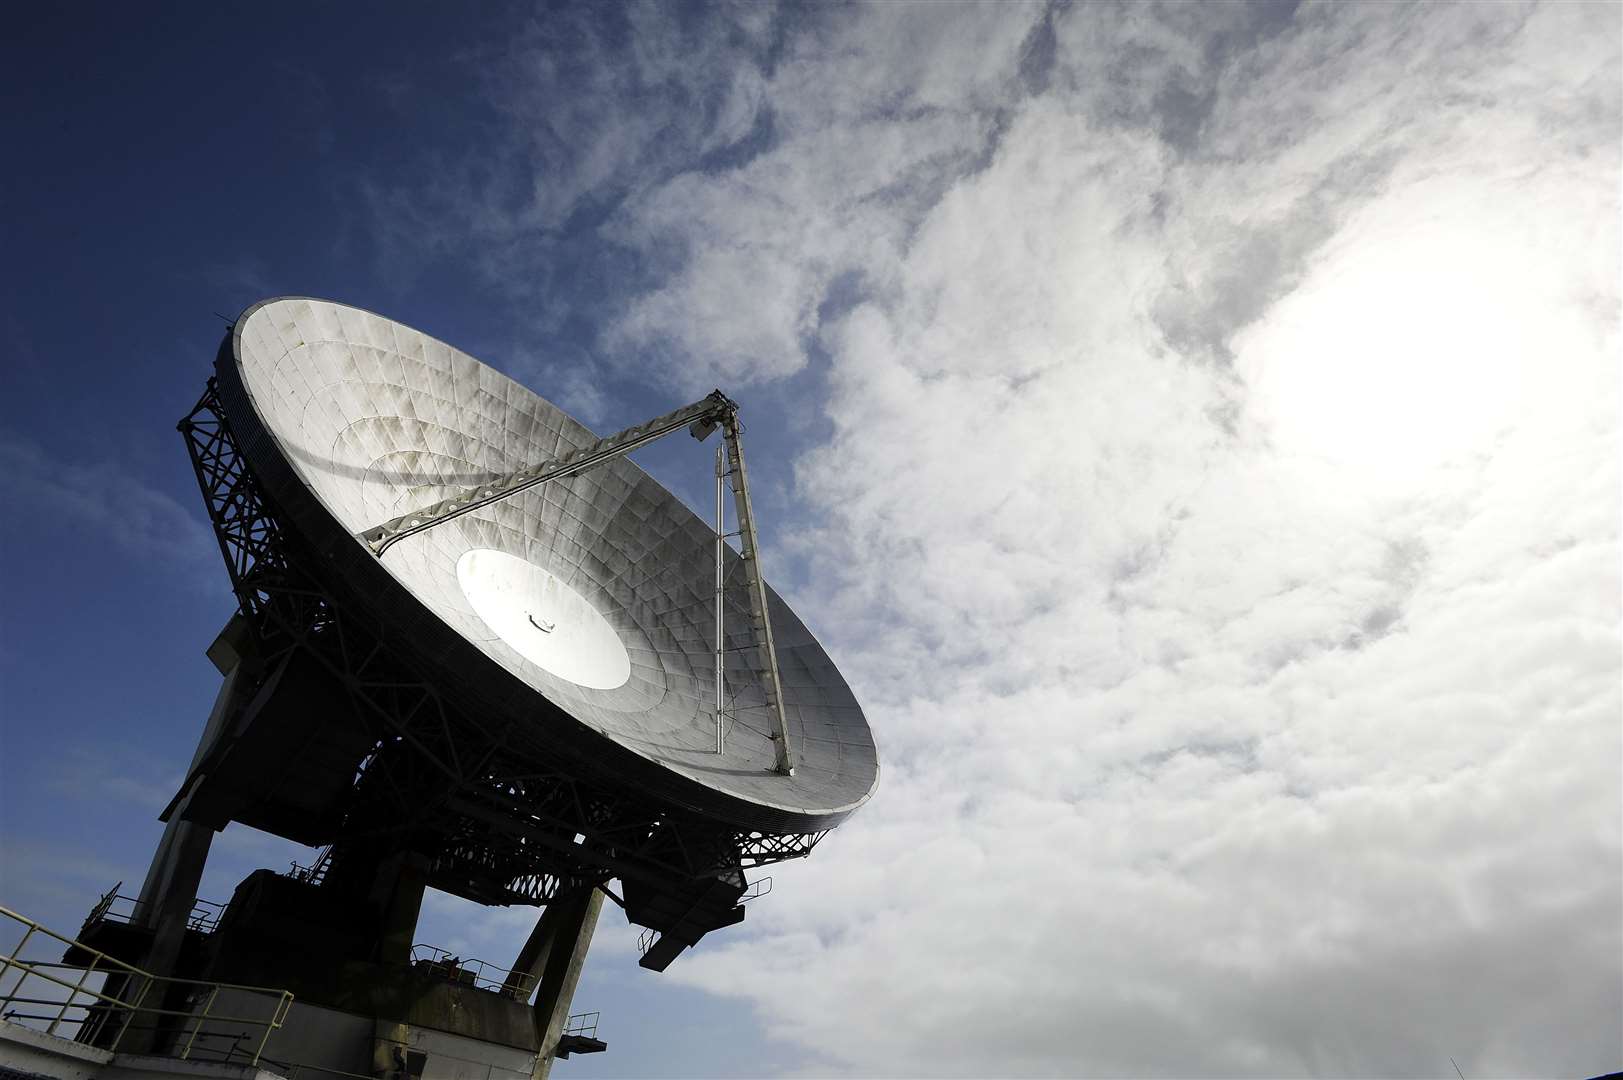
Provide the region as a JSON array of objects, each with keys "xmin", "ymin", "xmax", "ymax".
[{"xmin": 0, "ymin": 903, "xmax": 294, "ymax": 1065}]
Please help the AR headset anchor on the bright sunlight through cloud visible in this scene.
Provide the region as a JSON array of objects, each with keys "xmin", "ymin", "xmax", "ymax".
[{"xmin": 1236, "ymin": 175, "xmax": 1595, "ymax": 490}]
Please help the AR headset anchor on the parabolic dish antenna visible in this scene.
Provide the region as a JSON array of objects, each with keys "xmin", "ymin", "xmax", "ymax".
[{"xmin": 218, "ymin": 297, "xmax": 878, "ymax": 833}]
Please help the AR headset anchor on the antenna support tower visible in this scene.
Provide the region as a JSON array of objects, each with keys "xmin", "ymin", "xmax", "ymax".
[{"xmin": 26, "ymin": 299, "xmax": 875, "ymax": 1080}]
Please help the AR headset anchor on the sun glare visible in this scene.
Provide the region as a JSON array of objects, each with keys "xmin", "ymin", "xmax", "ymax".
[{"xmin": 1235, "ymin": 187, "xmax": 1589, "ymax": 491}]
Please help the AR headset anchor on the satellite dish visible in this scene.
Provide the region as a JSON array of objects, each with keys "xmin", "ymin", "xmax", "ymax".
[{"xmin": 217, "ymin": 297, "xmax": 878, "ymax": 835}]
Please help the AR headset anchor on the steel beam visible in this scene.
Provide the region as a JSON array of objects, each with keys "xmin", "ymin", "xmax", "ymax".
[
  {"xmin": 721, "ymin": 418, "xmax": 795, "ymax": 775},
  {"xmin": 360, "ymin": 391, "xmax": 736, "ymax": 556}
]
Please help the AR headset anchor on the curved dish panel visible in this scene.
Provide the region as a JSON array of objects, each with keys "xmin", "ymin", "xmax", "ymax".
[{"xmin": 218, "ymin": 297, "xmax": 878, "ymax": 832}]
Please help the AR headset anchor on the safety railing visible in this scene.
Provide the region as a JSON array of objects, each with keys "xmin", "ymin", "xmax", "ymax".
[
  {"xmin": 288, "ymin": 845, "xmax": 333, "ymax": 887},
  {"xmin": 82, "ymin": 883, "xmax": 226, "ymax": 935},
  {"xmin": 563, "ymin": 1011, "xmax": 599, "ymax": 1039},
  {"xmin": 0, "ymin": 903, "xmax": 293, "ymax": 1066},
  {"xmin": 265, "ymin": 1060, "xmax": 377, "ymax": 1080},
  {"xmin": 635, "ymin": 877, "xmax": 771, "ymax": 956},
  {"xmin": 409, "ymin": 944, "xmax": 535, "ymax": 997},
  {"xmin": 83, "ymin": 883, "xmax": 122, "ymax": 928},
  {"xmin": 82, "ymin": 883, "xmax": 224, "ymax": 934}
]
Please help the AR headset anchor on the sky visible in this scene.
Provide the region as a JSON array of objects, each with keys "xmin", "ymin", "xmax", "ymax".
[{"xmin": 1, "ymin": 2, "xmax": 1619, "ymax": 1077}]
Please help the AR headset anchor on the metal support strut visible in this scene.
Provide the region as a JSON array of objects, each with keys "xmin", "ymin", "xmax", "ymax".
[
  {"xmin": 720, "ymin": 417, "xmax": 795, "ymax": 776},
  {"xmin": 714, "ymin": 445, "xmax": 726, "ymax": 757},
  {"xmin": 360, "ymin": 391, "xmax": 735, "ymax": 557}
]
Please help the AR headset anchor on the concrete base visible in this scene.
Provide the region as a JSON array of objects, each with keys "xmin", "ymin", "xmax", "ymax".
[
  {"xmin": 0, "ymin": 990, "xmax": 540, "ymax": 1080},
  {"xmin": 0, "ymin": 1019, "xmax": 282, "ymax": 1080},
  {"xmin": 0, "ymin": 1020, "xmax": 111, "ymax": 1080}
]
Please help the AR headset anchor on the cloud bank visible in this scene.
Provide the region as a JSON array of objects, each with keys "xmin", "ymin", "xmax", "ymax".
[{"xmin": 371, "ymin": 3, "xmax": 1620, "ymax": 1076}]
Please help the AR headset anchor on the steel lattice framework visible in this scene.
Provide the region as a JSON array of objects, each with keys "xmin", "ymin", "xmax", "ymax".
[{"xmin": 178, "ymin": 377, "xmax": 825, "ymax": 909}]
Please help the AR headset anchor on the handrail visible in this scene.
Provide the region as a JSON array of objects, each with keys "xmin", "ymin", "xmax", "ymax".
[
  {"xmin": 268, "ymin": 1060, "xmax": 378, "ymax": 1080},
  {"xmin": 288, "ymin": 845, "xmax": 333, "ymax": 886},
  {"xmin": 84, "ymin": 882, "xmax": 122, "ymax": 928},
  {"xmin": 80, "ymin": 886, "xmax": 227, "ymax": 935},
  {"xmin": 634, "ymin": 876, "xmax": 769, "ymax": 956},
  {"xmin": 409, "ymin": 944, "xmax": 534, "ymax": 996},
  {"xmin": 0, "ymin": 904, "xmax": 293, "ymax": 1065},
  {"xmin": 563, "ymin": 1011, "xmax": 599, "ymax": 1039}
]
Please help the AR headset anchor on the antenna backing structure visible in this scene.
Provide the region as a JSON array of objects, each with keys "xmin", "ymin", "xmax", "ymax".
[{"xmin": 36, "ymin": 297, "xmax": 879, "ymax": 1079}]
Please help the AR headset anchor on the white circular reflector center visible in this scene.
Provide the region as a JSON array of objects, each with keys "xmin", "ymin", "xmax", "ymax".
[{"xmin": 456, "ymin": 549, "xmax": 631, "ymax": 691}]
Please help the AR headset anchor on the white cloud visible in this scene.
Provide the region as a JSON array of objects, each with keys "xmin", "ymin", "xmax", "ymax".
[
  {"xmin": 631, "ymin": 4, "xmax": 1618, "ymax": 1077},
  {"xmin": 0, "ymin": 431, "xmax": 220, "ymax": 577},
  {"xmin": 368, "ymin": 1, "xmax": 1621, "ymax": 1075}
]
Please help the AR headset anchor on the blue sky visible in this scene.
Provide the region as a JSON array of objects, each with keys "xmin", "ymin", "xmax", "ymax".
[
  {"xmin": 3, "ymin": 5, "xmax": 808, "ymax": 1076},
  {"xmin": 3, "ymin": 3, "xmax": 1620, "ymax": 1078}
]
